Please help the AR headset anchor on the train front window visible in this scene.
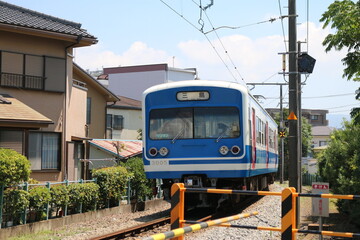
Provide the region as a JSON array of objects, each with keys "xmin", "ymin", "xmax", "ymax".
[
  {"xmin": 194, "ymin": 107, "xmax": 240, "ymax": 139},
  {"xmin": 149, "ymin": 107, "xmax": 240, "ymax": 140},
  {"xmin": 150, "ymin": 108, "xmax": 193, "ymax": 140}
]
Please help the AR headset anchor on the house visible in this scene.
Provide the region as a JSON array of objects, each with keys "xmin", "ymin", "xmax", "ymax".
[
  {"xmin": 87, "ymin": 139, "xmax": 142, "ymax": 170},
  {"xmin": 71, "ymin": 64, "xmax": 119, "ymax": 179},
  {"xmin": 311, "ymin": 125, "xmax": 335, "ymax": 148},
  {"xmin": 106, "ymin": 96, "xmax": 142, "ymax": 140},
  {"xmin": 103, "ymin": 63, "xmax": 198, "ymax": 100},
  {"xmin": 266, "ymin": 108, "xmax": 329, "ymax": 127},
  {"xmin": 0, "ymin": 1, "xmax": 118, "ymax": 181}
]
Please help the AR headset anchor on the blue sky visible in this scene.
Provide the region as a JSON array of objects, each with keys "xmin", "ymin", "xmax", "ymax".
[{"xmin": 5, "ymin": 0, "xmax": 360, "ymax": 126}]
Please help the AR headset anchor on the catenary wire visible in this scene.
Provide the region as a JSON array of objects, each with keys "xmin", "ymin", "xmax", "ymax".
[{"xmin": 160, "ymin": 0, "xmax": 241, "ymax": 83}]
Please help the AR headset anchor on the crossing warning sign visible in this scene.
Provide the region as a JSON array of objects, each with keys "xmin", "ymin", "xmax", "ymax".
[
  {"xmin": 287, "ymin": 111, "xmax": 298, "ymax": 120},
  {"xmin": 312, "ymin": 182, "xmax": 329, "ymax": 217},
  {"xmin": 279, "ymin": 131, "xmax": 286, "ymax": 138}
]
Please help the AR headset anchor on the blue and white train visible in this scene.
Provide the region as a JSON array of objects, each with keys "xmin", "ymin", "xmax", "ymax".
[{"xmin": 142, "ymin": 80, "xmax": 278, "ymax": 206}]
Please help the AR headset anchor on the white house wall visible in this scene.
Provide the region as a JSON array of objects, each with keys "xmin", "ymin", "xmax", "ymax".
[
  {"xmin": 108, "ymin": 70, "xmax": 167, "ymax": 100},
  {"xmin": 107, "ymin": 108, "xmax": 142, "ymax": 140},
  {"xmin": 167, "ymin": 69, "xmax": 196, "ymax": 82}
]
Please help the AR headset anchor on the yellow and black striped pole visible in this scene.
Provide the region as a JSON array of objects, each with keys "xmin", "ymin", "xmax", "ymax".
[
  {"xmin": 170, "ymin": 183, "xmax": 185, "ymax": 240},
  {"xmin": 142, "ymin": 212, "xmax": 258, "ymax": 240},
  {"xmin": 281, "ymin": 187, "xmax": 296, "ymax": 240}
]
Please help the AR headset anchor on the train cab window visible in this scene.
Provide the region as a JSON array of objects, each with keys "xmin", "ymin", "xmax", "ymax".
[
  {"xmin": 149, "ymin": 107, "xmax": 240, "ymax": 140},
  {"xmin": 194, "ymin": 107, "xmax": 240, "ymax": 139},
  {"xmin": 150, "ymin": 108, "xmax": 193, "ymax": 140}
]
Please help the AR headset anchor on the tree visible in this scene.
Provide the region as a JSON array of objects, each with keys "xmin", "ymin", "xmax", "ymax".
[
  {"xmin": 320, "ymin": 0, "xmax": 360, "ymax": 122},
  {"xmin": 318, "ymin": 120, "xmax": 360, "ymax": 226}
]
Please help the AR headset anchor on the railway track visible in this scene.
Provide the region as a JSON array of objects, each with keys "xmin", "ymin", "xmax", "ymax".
[
  {"xmin": 89, "ymin": 195, "xmax": 262, "ymax": 240},
  {"xmin": 89, "ymin": 217, "xmax": 170, "ymax": 240}
]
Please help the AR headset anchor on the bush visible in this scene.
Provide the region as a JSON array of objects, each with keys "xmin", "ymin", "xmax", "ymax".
[
  {"xmin": 92, "ymin": 166, "xmax": 131, "ymax": 207},
  {"xmin": 122, "ymin": 157, "xmax": 153, "ymax": 202},
  {"xmin": 50, "ymin": 184, "xmax": 69, "ymax": 216},
  {"xmin": 68, "ymin": 182, "xmax": 99, "ymax": 213},
  {"xmin": 3, "ymin": 188, "xmax": 29, "ymax": 224},
  {"xmin": 0, "ymin": 148, "xmax": 31, "ymax": 186},
  {"xmin": 28, "ymin": 186, "xmax": 51, "ymax": 221}
]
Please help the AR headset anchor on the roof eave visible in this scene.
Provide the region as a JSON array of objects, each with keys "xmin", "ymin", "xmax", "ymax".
[
  {"xmin": 0, "ymin": 23, "xmax": 98, "ymax": 46},
  {"xmin": 0, "ymin": 119, "xmax": 54, "ymax": 128}
]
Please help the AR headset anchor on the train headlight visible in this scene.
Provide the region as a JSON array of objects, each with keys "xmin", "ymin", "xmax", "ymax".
[
  {"xmin": 149, "ymin": 147, "xmax": 158, "ymax": 157},
  {"xmin": 159, "ymin": 147, "xmax": 169, "ymax": 156},
  {"xmin": 231, "ymin": 145, "xmax": 241, "ymax": 155},
  {"xmin": 219, "ymin": 146, "xmax": 229, "ymax": 155}
]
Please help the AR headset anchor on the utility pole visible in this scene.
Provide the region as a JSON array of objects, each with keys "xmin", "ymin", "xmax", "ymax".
[
  {"xmin": 298, "ymin": 41, "xmax": 303, "ymax": 194},
  {"xmin": 288, "ymin": 0, "xmax": 300, "ymax": 226}
]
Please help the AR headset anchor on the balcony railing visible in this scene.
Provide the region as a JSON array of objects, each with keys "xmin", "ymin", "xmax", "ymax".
[{"xmin": 0, "ymin": 72, "xmax": 45, "ymax": 90}]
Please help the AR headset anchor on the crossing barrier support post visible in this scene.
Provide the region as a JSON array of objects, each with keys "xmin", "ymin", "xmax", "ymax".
[
  {"xmin": 281, "ymin": 187, "xmax": 296, "ymax": 240},
  {"xmin": 170, "ymin": 183, "xmax": 185, "ymax": 240}
]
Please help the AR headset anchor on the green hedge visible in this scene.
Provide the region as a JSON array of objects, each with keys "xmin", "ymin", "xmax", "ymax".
[
  {"xmin": 0, "ymin": 148, "xmax": 30, "ymax": 186},
  {"xmin": 3, "ymin": 188, "xmax": 29, "ymax": 224},
  {"xmin": 50, "ymin": 184, "xmax": 69, "ymax": 216},
  {"xmin": 68, "ymin": 182, "xmax": 99, "ymax": 213},
  {"xmin": 92, "ymin": 166, "xmax": 131, "ymax": 207},
  {"xmin": 28, "ymin": 186, "xmax": 51, "ymax": 221},
  {"xmin": 122, "ymin": 157, "xmax": 153, "ymax": 202}
]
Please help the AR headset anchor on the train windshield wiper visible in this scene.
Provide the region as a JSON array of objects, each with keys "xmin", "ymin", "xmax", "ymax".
[
  {"xmin": 172, "ymin": 128, "xmax": 185, "ymax": 143},
  {"xmin": 216, "ymin": 132, "xmax": 226, "ymax": 143}
]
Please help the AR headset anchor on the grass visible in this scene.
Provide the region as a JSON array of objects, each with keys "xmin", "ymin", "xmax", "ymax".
[{"xmin": 8, "ymin": 227, "xmax": 93, "ymax": 240}]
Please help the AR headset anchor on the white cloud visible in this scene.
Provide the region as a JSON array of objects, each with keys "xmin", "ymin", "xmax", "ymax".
[{"xmin": 74, "ymin": 41, "xmax": 173, "ymax": 70}]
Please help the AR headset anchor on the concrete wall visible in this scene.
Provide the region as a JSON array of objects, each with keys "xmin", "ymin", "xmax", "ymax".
[{"xmin": 0, "ymin": 199, "xmax": 166, "ymax": 239}]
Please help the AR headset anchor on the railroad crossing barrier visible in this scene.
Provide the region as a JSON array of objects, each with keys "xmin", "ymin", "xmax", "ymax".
[
  {"xmin": 142, "ymin": 183, "xmax": 360, "ymax": 240},
  {"xmin": 142, "ymin": 211, "xmax": 258, "ymax": 240}
]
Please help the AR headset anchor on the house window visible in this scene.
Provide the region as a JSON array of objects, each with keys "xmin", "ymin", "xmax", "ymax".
[
  {"xmin": 311, "ymin": 115, "xmax": 319, "ymax": 120},
  {"xmin": 319, "ymin": 141, "xmax": 328, "ymax": 146},
  {"xmin": 86, "ymin": 97, "xmax": 91, "ymax": 124},
  {"xmin": 113, "ymin": 115, "xmax": 124, "ymax": 130},
  {"xmin": 106, "ymin": 114, "xmax": 112, "ymax": 128},
  {"xmin": 1, "ymin": 50, "xmax": 66, "ymax": 92},
  {"xmin": 0, "ymin": 129, "xmax": 24, "ymax": 154},
  {"xmin": 28, "ymin": 132, "xmax": 61, "ymax": 170}
]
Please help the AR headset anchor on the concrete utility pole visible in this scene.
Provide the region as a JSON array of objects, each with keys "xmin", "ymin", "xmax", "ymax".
[
  {"xmin": 288, "ymin": 0, "xmax": 299, "ymax": 192},
  {"xmin": 288, "ymin": 0, "xmax": 300, "ymax": 226}
]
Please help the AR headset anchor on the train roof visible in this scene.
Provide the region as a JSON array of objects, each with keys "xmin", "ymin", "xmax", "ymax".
[{"xmin": 143, "ymin": 80, "xmax": 249, "ymax": 97}]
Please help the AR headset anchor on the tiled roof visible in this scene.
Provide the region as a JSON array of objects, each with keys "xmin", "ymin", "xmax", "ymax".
[
  {"xmin": 0, "ymin": 93, "xmax": 53, "ymax": 125},
  {"xmin": 89, "ymin": 139, "xmax": 142, "ymax": 159},
  {"xmin": 109, "ymin": 96, "xmax": 142, "ymax": 109},
  {"xmin": 0, "ymin": 1, "xmax": 96, "ymax": 39},
  {"xmin": 312, "ymin": 126, "xmax": 335, "ymax": 136}
]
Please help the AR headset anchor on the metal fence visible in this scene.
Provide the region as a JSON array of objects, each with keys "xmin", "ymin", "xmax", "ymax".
[
  {"xmin": 0, "ymin": 178, "xmax": 163, "ymax": 229},
  {"xmin": 302, "ymin": 172, "xmax": 323, "ymax": 186}
]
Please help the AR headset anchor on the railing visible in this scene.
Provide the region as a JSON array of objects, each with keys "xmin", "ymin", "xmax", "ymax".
[
  {"xmin": 143, "ymin": 183, "xmax": 360, "ymax": 240},
  {"xmin": 0, "ymin": 179, "xmax": 97, "ymax": 228},
  {"xmin": 0, "ymin": 178, "xmax": 164, "ymax": 229},
  {"xmin": 302, "ymin": 172, "xmax": 322, "ymax": 186},
  {"xmin": 0, "ymin": 72, "xmax": 45, "ymax": 90}
]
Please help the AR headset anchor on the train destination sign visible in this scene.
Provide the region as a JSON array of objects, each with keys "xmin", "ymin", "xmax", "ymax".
[{"xmin": 177, "ymin": 91, "xmax": 209, "ymax": 101}]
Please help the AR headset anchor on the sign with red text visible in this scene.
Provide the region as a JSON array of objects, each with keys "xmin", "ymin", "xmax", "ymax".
[{"xmin": 311, "ymin": 182, "xmax": 329, "ymax": 217}]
